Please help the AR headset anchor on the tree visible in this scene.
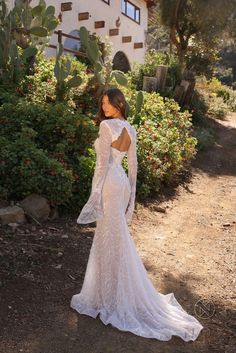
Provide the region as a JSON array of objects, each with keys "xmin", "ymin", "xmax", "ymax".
[
  {"xmin": 147, "ymin": 3, "xmax": 169, "ymax": 50},
  {"xmin": 156, "ymin": 0, "xmax": 235, "ymax": 76}
]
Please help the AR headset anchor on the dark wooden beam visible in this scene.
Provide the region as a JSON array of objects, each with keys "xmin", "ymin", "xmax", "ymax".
[
  {"xmin": 109, "ymin": 28, "xmax": 119, "ymax": 36},
  {"xmin": 61, "ymin": 2, "xmax": 72, "ymax": 11},
  {"xmin": 134, "ymin": 42, "xmax": 143, "ymax": 49},
  {"xmin": 122, "ymin": 36, "xmax": 132, "ymax": 43},
  {"xmin": 78, "ymin": 12, "xmax": 89, "ymax": 21},
  {"xmin": 95, "ymin": 21, "xmax": 105, "ymax": 29}
]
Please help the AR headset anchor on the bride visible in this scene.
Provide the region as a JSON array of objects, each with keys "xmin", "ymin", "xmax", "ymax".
[{"xmin": 70, "ymin": 88, "xmax": 204, "ymax": 341}]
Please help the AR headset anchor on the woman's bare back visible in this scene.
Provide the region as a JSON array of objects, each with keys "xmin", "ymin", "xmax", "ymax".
[{"xmin": 111, "ymin": 127, "xmax": 131, "ymax": 152}]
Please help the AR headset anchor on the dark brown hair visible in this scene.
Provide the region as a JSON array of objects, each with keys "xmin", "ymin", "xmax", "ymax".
[{"xmin": 95, "ymin": 88, "xmax": 128, "ymax": 125}]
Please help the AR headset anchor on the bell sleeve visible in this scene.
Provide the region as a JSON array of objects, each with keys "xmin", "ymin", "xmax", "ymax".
[
  {"xmin": 77, "ymin": 120, "xmax": 112, "ymax": 224},
  {"xmin": 125, "ymin": 128, "xmax": 138, "ymax": 225}
]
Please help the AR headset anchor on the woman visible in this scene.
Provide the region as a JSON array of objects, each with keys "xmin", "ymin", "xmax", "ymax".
[{"xmin": 70, "ymin": 88, "xmax": 204, "ymax": 341}]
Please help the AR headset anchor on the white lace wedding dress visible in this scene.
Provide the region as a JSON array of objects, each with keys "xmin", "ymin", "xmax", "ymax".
[{"xmin": 70, "ymin": 118, "xmax": 204, "ymax": 341}]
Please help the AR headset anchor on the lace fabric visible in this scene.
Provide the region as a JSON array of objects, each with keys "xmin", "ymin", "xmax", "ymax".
[
  {"xmin": 72, "ymin": 118, "xmax": 204, "ymax": 341},
  {"xmin": 77, "ymin": 119, "xmax": 137, "ymax": 224}
]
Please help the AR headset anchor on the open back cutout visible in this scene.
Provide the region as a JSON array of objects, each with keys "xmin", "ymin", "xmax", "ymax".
[{"xmin": 111, "ymin": 127, "xmax": 131, "ymax": 152}]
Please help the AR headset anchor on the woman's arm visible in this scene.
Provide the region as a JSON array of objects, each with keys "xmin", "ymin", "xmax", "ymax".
[
  {"xmin": 91, "ymin": 120, "xmax": 112, "ymax": 193},
  {"xmin": 77, "ymin": 120, "xmax": 112, "ymax": 224},
  {"xmin": 125, "ymin": 128, "xmax": 138, "ymax": 224}
]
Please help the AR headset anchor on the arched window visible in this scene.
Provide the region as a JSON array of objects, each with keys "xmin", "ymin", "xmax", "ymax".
[{"xmin": 112, "ymin": 51, "xmax": 131, "ymax": 73}]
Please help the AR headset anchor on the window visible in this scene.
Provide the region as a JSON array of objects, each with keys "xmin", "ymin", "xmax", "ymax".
[
  {"xmin": 121, "ymin": 0, "xmax": 140, "ymax": 24},
  {"xmin": 102, "ymin": 0, "xmax": 110, "ymax": 4},
  {"xmin": 64, "ymin": 30, "xmax": 81, "ymax": 57}
]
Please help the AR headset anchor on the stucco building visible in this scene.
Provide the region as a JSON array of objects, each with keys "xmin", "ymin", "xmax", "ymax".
[{"xmin": 6, "ymin": 0, "xmax": 154, "ymax": 70}]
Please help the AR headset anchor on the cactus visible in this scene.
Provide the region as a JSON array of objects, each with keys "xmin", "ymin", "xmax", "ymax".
[
  {"xmin": 79, "ymin": 26, "xmax": 128, "ymax": 96},
  {"xmin": 54, "ymin": 43, "xmax": 82, "ymax": 101},
  {"xmin": 135, "ymin": 90, "xmax": 144, "ymax": 114},
  {"xmin": 110, "ymin": 70, "xmax": 128, "ymax": 86},
  {"xmin": 11, "ymin": 0, "xmax": 59, "ymax": 53},
  {"xmin": 0, "ymin": 0, "xmax": 59, "ymax": 83},
  {"xmin": 133, "ymin": 90, "xmax": 144, "ymax": 126}
]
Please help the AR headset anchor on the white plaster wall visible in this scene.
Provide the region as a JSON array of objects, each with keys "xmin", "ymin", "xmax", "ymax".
[{"xmin": 7, "ymin": 0, "xmax": 148, "ymax": 66}]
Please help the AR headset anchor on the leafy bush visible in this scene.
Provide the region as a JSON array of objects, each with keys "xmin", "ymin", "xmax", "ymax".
[
  {"xmin": 207, "ymin": 96, "xmax": 229, "ymax": 119},
  {"xmin": 192, "ymin": 76, "xmax": 235, "ymax": 120},
  {"xmin": 0, "ymin": 99, "xmax": 97, "ymax": 211},
  {"xmin": 185, "ymin": 43, "xmax": 219, "ymax": 78},
  {"xmin": 122, "ymin": 87, "xmax": 197, "ymax": 197},
  {"xmin": 207, "ymin": 77, "xmax": 236, "ymax": 112},
  {"xmin": 0, "ymin": 47, "xmax": 199, "ymax": 212},
  {"xmin": 128, "ymin": 50, "xmax": 180, "ymax": 91},
  {"xmin": 187, "ymin": 75, "xmax": 236, "ymax": 148},
  {"xmin": 192, "ymin": 126, "xmax": 216, "ymax": 151},
  {"xmin": 197, "ymin": 77, "xmax": 236, "ymax": 118},
  {"xmin": 18, "ymin": 54, "xmax": 88, "ymax": 104},
  {"xmin": 0, "ymin": 136, "xmax": 74, "ymax": 204},
  {"xmin": 189, "ymin": 90, "xmax": 208, "ymax": 125},
  {"xmin": 214, "ymin": 65, "xmax": 234, "ymax": 87}
]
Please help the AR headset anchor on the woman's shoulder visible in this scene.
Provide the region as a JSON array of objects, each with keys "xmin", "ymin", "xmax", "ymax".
[
  {"xmin": 99, "ymin": 119, "xmax": 112, "ymax": 131},
  {"xmin": 126, "ymin": 121, "xmax": 137, "ymax": 137},
  {"xmin": 100, "ymin": 118, "xmax": 137, "ymax": 138}
]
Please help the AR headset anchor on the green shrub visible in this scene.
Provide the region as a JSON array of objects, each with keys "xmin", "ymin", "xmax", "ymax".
[
  {"xmin": 0, "ymin": 85, "xmax": 19, "ymax": 105},
  {"xmin": 129, "ymin": 50, "xmax": 180, "ymax": 91},
  {"xmin": 122, "ymin": 87, "xmax": 197, "ymax": 197},
  {"xmin": 189, "ymin": 90, "xmax": 209, "ymax": 125},
  {"xmin": 214, "ymin": 66, "xmax": 234, "ymax": 86},
  {"xmin": 0, "ymin": 49, "xmax": 199, "ymax": 212},
  {"xmin": 0, "ymin": 99, "xmax": 97, "ymax": 210},
  {"xmin": 208, "ymin": 78, "xmax": 236, "ymax": 113},
  {"xmin": 207, "ymin": 95, "xmax": 229, "ymax": 120},
  {"xmin": 0, "ymin": 136, "xmax": 74, "ymax": 204},
  {"xmin": 194, "ymin": 76, "xmax": 235, "ymax": 118},
  {"xmin": 192, "ymin": 126, "xmax": 216, "ymax": 151},
  {"xmin": 18, "ymin": 55, "xmax": 88, "ymax": 104}
]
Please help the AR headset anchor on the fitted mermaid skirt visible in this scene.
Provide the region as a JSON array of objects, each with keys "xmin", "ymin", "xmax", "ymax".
[{"xmin": 70, "ymin": 162, "xmax": 204, "ymax": 342}]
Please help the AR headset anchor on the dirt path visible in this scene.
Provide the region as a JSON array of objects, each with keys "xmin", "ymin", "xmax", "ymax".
[{"xmin": 0, "ymin": 114, "xmax": 235, "ymax": 353}]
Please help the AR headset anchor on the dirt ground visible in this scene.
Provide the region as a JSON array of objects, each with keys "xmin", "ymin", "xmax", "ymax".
[{"xmin": 0, "ymin": 113, "xmax": 235, "ymax": 353}]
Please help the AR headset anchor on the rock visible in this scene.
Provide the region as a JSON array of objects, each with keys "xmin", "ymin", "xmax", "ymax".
[
  {"xmin": 0, "ymin": 200, "xmax": 8, "ymax": 208},
  {"xmin": 53, "ymin": 264, "xmax": 62, "ymax": 269},
  {"xmin": 20, "ymin": 194, "xmax": 50, "ymax": 221},
  {"xmin": 8, "ymin": 223, "xmax": 20, "ymax": 232},
  {"xmin": 0, "ymin": 206, "xmax": 25, "ymax": 225},
  {"xmin": 49, "ymin": 207, "xmax": 59, "ymax": 220},
  {"xmin": 222, "ymin": 223, "xmax": 231, "ymax": 227},
  {"xmin": 152, "ymin": 205, "xmax": 166, "ymax": 213}
]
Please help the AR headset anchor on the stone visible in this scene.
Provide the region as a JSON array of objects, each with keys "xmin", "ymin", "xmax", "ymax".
[
  {"xmin": 0, "ymin": 206, "xmax": 25, "ymax": 225},
  {"xmin": 223, "ymin": 223, "xmax": 231, "ymax": 227},
  {"xmin": 173, "ymin": 85, "xmax": 185, "ymax": 104},
  {"xmin": 20, "ymin": 194, "xmax": 50, "ymax": 221},
  {"xmin": 49, "ymin": 207, "xmax": 59, "ymax": 220},
  {"xmin": 152, "ymin": 205, "xmax": 166, "ymax": 213},
  {"xmin": 142, "ymin": 76, "xmax": 157, "ymax": 92},
  {"xmin": 156, "ymin": 65, "xmax": 168, "ymax": 93},
  {"xmin": 8, "ymin": 223, "xmax": 20, "ymax": 232},
  {"xmin": 0, "ymin": 200, "xmax": 8, "ymax": 208}
]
